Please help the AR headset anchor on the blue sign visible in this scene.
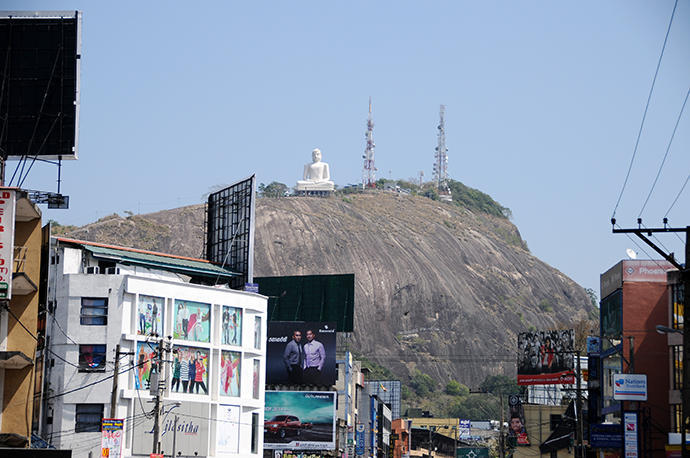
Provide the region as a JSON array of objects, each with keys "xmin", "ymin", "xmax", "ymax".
[
  {"xmin": 244, "ymin": 283, "xmax": 259, "ymax": 293},
  {"xmin": 586, "ymin": 336, "xmax": 601, "ymax": 355},
  {"xmin": 590, "ymin": 424, "xmax": 622, "ymax": 449},
  {"xmin": 355, "ymin": 423, "xmax": 365, "ymax": 455}
]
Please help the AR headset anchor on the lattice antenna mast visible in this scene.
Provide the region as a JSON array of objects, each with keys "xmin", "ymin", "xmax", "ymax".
[
  {"xmin": 362, "ymin": 97, "xmax": 376, "ymax": 188},
  {"xmin": 433, "ymin": 104, "xmax": 449, "ymax": 190}
]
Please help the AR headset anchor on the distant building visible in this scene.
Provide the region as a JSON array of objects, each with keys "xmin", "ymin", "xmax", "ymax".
[
  {"xmin": 39, "ymin": 237, "xmax": 267, "ymax": 456},
  {"xmin": 0, "ymin": 189, "xmax": 42, "ymax": 448},
  {"xmin": 365, "ymin": 380, "xmax": 401, "ymax": 420}
]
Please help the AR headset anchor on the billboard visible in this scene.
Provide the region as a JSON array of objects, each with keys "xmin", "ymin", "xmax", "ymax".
[
  {"xmin": 137, "ymin": 294, "xmax": 164, "ymax": 337},
  {"xmin": 173, "ymin": 299, "xmax": 211, "ymax": 343},
  {"xmin": 518, "ymin": 329, "xmax": 575, "ymax": 385},
  {"xmin": 221, "ymin": 305, "xmax": 242, "ymax": 346},
  {"xmin": 266, "ymin": 322, "xmax": 336, "ymax": 386},
  {"xmin": 613, "ymin": 374, "xmax": 647, "ymax": 401},
  {"xmin": 205, "ymin": 175, "xmax": 256, "ymax": 289},
  {"xmin": 0, "ymin": 12, "xmax": 81, "ymax": 160},
  {"xmin": 132, "ymin": 402, "xmax": 209, "ymax": 456},
  {"xmin": 257, "ymin": 274, "xmax": 355, "ymax": 332},
  {"xmin": 171, "ymin": 345, "xmax": 209, "ymax": 395},
  {"xmin": 216, "ymin": 404, "xmax": 240, "ymax": 454},
  {"xmin": 101, "ymin": 418, "xmax": 123, "ymax": 458},
  {"xmin": 264, "ymin": 391, "xmax": 336, "ymax": 450},
  {"xmin": 134, "ymin": 341, "xmax": 157, "ymax": 391},
  {"xmin": 219, "ymin": 350, "xmax": 241, "ymax": 397}
]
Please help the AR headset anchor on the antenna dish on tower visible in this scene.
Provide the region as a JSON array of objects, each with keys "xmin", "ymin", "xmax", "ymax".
[
  {"xmin": 626, "ymin": 248, "xmax": 637, "ymax": 260},
  {"xmin": 362, "ymin": 97, "xmax": 376, "ymax": 188}
]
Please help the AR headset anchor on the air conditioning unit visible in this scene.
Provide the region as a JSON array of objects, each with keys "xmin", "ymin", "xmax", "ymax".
[
  {"xmin": 105, "ymin": 267, "xmax": 120, "ymax": 275},
  {"xmin": 85, "ymin": 266, "xmax": 99, "ymax": 274}
]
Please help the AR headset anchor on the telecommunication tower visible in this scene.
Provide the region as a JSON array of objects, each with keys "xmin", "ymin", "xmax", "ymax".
[
  {"xmin": 362, "ymin": 97, "xmax": 377, "ymax": 188},
  {"xmin": 433, "ymin": 105, "xmax": 452, "ymax": 201}
]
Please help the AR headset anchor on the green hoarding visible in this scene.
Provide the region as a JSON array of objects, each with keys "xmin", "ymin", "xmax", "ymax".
[
  {"xmin": 457, "ymin": 447, "xmax": 490, "ymax": 458},
  {"xmin": 256, "ymin": 274, "xmax": 355, "ymax": 332}
]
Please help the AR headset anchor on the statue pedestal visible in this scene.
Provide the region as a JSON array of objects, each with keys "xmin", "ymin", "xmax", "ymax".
[{"xmin": 295, "ymin": 182, "xmax": 334, "ymax": 197}]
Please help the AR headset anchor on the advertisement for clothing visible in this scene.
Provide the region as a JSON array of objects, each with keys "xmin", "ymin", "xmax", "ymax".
[
  {"xmin": 266, "ymin": 322, "xmax": 336, "ymax": 386},
  {"xmin": 517, "ymin": 329, "xmax": 575, "ymax": 385},
  {"xmin": 173, "ymin": 299, "xmax": 211, "ymax": 343},
  {"xmin": 137, "ymin": 294, "xmax": 164, "ymax": 337},
  {"xmin": 171, "ymin": 345, "xmax": 210, "ymax": 395},
  {"xmin": 221, "ymin": 305, "xmax": 242, "ymax": 346},
  {"xmin": 219, "ymin": 350, "xmax": 241, "ymax": 397},
  {"xmin": 264, "ymin": 391, "xmax": 336, "ymax": 450}
]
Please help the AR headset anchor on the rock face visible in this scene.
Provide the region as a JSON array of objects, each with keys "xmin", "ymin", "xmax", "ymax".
[{"xmin": 62, "ymin": 192, "xmax": 592, "ymax": 386}]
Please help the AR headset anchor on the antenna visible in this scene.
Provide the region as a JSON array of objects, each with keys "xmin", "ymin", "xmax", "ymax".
[
  {"xmin": 625, "ymin": 248, "xmax": 638, "ymax": 260},
  {"xmin": 433, "ymin": 105, "xmax": 452, "ymax": 201},
  {"xmin": 362, "ymin": 97, "xmax": 376, "ymax": 188}
]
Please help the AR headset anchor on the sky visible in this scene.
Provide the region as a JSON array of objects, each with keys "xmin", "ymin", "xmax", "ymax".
[{"xmin": 5, "ymin": 1, "xmax": 690, "ymax": 295}]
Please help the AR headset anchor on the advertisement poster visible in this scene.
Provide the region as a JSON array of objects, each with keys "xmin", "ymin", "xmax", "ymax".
[
  {"xmin": 171, "ymin": 345, "xmax": 209, "ymax": 395},
  {"xmin": 459, "ymin": 419, "xmax": 471, "ymax": 440},
  {"xmin": 216, "ymin": 404, "xmax": 240, "ymax": 454},
  {"xmin": 132, "ymin": 402, "xmax": 209, "ymax": 456},
  {"xmin": 508, "ymin": 395, "xmax": 529, "ymax": 445},
  {"xmin": 517, "ymin": 329, "xmax": 575, "ymax": 385},
  {"xmin": 101, "ymin": 418, "xmax": 123, "ymax": 458},
  {"xmin": 219, "ymin": 350, "xmax": 241, "ymax": 397},
  {"xmin": 624, "ymin": 411, "xmax": 639, "ymax": 458},
  {"xmin": 173, "ymin": 300, "xmax": 211, "ymax": 343},
  {"xmin": 134, "ymin": 341, "xmax": 157, "ymax": 390},
  {"xmin": 221, "ymin": 306, "xmax": 242, "ymax": 346},
  {"xmin": 0, "ymin": 190, "xmax": 15, "ymax": 299},
  {"xmin": 137, "ymin": 295, "xmax": 164, "ymax": 337},
  {"xmin": 613, "ymin": 374, "xmax": 648, "ymax": 401},
  {"xmin": 264, "ymin": 391, "xmax": 336, "ymax": 450},
  {"xmin": 253, "ymin": 359, "xmax": 261, "ymax": 399},
  {"xmin": 266, "ymin": 322, "xmax": 336, "ymax": 386}
]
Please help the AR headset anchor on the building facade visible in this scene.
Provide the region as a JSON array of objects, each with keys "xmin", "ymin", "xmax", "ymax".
[{"xmin": 39, "ymin": 237, "xmax": 267, "ymax": 456}]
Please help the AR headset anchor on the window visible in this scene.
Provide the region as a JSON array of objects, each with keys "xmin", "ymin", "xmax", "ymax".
[
  {"xmin": 75, "ymin": 404, "xmax": 103, "ymax": 432},
  {"xmin": 251, "ymin": 412, "xmax": 259, "ymax": 453},
  {"xmin": 253, "ymin": 316, "xmax": 262, "ymax": 350},
  {"xmin": 79, "ymin": 345, "xmax": 106, "ymax": 372},
  {"xmin": 80, "ymin": 298, "xmax": 108, "ymax": 325}
]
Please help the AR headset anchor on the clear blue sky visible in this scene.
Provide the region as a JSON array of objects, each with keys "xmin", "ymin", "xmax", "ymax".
[{"xmin": 6, "ymin": 1, "xmax": 689, "ymax": 295}]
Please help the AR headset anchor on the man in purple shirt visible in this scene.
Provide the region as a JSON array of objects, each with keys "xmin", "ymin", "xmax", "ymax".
[{"xmin": 302, "ymin": 329, "xmax": 326, "ymax": 385}]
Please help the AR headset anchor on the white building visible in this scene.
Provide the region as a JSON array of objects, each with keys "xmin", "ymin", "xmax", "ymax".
[{"xmin": 40, "ymin": 237, "xmax": 267, "ymax": 457}]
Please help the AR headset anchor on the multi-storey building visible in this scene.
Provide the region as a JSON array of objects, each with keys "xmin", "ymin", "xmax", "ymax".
[
  {"xmin": 39, "ymin": 237, "xmax": 267, "ymax": 456},
  {"xmin": 0, "ymin": 189, "xmax": 42, "ymax": 448}
]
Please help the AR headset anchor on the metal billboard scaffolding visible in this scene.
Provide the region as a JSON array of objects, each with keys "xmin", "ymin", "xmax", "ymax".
[{"xmin": 204, "ymin": 175, "xmax": 256, "ymax": 289}]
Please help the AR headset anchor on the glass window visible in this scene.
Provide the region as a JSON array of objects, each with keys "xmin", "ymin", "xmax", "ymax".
[
  {"xmin": 254, "ymin": 316, "xmax": 262, "ymax": 350},
  {"xmin": 79, "ymin": 345, "xmax": 107, "ymax": 372},
  {"xmin": 80, "ymin": 298, "xmax": 108, "ymax": 325},
  {"xmin": 251, "ymin": 412, "xmax": 259, "ymax": 454},
  {"xmin": 75, "ymin": 404, "xmax": 103, "ymax": 432}
]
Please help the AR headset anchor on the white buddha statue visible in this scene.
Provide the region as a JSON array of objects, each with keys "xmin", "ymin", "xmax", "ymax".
[{"xmin": 296, "ymin": 148, "xmax": 335, "ymax": 191}]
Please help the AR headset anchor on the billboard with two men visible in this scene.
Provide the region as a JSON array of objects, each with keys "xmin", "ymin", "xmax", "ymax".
[
  {"xmin": 264, "ymin": 391, "xmax": 336, "ymax": 450},
  {"xmin": 266, "ymin": 322, "xmax": 336, "ymax": 386}
]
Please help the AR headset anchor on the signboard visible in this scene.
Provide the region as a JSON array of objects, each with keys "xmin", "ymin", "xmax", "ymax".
[
  {"xmin": 132, "ymin": 402, "xmax": 209, "ymax": 456},
  {"xmin": 517, "ymin": 330, "xmax": 575, "ymax": 385},
  {"xmin": 508, "ymin": 395, "xmax": 529, "ymax": 446},
  {"xmin": 624, "ymin": 411, "xmax": 639, "ymax": 458},
  {"xmin": 613, "ymin": 374, "xmax": 647, "ymax": 401},
  {"xmin": 216, "ymin": 405, "xmax": 240, "ymax": 454},
  {"xmin": 101, "ymin": 418, "xmax": 123, "ymax": 458},
  {"xmin": 590, "ymin": 423, "xmax": 622, "ymax": 449},
  {"xmin": 266, "ymin": 322, "xmax": 337, "ymax": 386},
  {"xmin": 173, "ymin": 299, "xmax": 211, "ymax": 343},
  {"xmin": 0, "ymin": 190, "xmax": 16, "ymax": 299},
  {"xmin": 587, "ymin": 336, "xmax": 601, "ymax": 356},
  {"xmin": 355, "ymin": 423, "xmax": 365, "ymax": 456},
  {"xmin": 458, "ymin": 419, "xmax": 471, "ymax": 440},
  {"xmin": 264, "ymin": 391, "xmax": 336, "ymax": 450},
  {"xmin": 137, "ymin": 295, "xmax": 164, "ymax": 337},
  {"xmin": 457, "ymin": 447, "xmax": 490, "ymax": 458},
  {"xmin": 601, "ymin": 260, "xmax": 675, "ymax": 299}
]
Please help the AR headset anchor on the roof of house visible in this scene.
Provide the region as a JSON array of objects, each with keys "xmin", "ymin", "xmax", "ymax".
[{"xmin": 54, "ymin": 237, "xmax": 240, "ymax": 282}]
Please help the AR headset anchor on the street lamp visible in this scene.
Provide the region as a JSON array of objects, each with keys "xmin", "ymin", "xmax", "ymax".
[{"xmin": 656, "ymin": 325, "xmax": 683, "ymax": 335}]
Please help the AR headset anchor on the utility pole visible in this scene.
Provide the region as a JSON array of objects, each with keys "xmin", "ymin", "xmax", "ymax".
[
  {"xmin": 612, "ymin": 220, "xmax": 690, "ymax": 458},
  {"xmin": 110, "ymin": 344, "xmax": 121, "ymax": 418},
  {"xmin": 500, "ymin": 395, "xmax": 505, "ymax": 458},
  {"xmin": 152, "ymin": 339, "xmax": 164, "ymax": 455},
  {"xmin": 576, "ymin": 351, "xmax": 584, "ymax": 458}
]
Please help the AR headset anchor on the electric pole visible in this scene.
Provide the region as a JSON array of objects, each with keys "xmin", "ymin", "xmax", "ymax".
[
  {"xmin": 612, "ymin": 220, "xmax": 690, "ymax": 458},
  {"xmin": 110, "ymin": 344, "xmax": 120, "ymax": 418}
]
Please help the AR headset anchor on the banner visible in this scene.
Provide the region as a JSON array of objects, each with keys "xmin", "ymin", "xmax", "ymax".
[
  {"xmin": 171, "ymin": 345, "xmax": 209, "ymax": 395},
  {"xmin": 508, "ymin": 395, "xmax": 529, "ymax": 446},
  {"xmin": 221, "ymin": 305, "xmax": 242, "ymax": 346},
  {"xmin": 219, "ymin": 350, "xmax": 241, "ymax": 397},
  {"xmin": 137, "ymin": 295, "xmax": 164, "ymax": 337},
  {"xmin": 101, "ymin": 418, "xmax": 123, "ymax": 458},
  {"xmin": 216, "ymin": 405, "xmax": 240, "ymax": 454},
  {"xmin": 0, "ymin": 190, "xmax": 15, "ymax": 299},
  {"xmin": 266, "ymin": 322, "xmax": 336, "ymax": 386},
  {"xmin": 517, "ymin": 330, "xmax": 575, "ymax": 385},
  {"xmin": 264, "ymin": 391, "xmax": 336, "ymax": 450},
  {"xmin": 173, "ymin": 299, "xmax": 211, "ymax": 343}
]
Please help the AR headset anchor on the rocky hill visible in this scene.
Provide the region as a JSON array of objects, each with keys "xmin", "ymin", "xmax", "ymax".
[{"xmin": 59, "ymin": 191, "xmax": 593, "ymax": 387}]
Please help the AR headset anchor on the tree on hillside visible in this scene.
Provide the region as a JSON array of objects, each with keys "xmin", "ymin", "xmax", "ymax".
[{"xmin": 259, "ymin": 182, "xmax": 289, "ymax": 198}]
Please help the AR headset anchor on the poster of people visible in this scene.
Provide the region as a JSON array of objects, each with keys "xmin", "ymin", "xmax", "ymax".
[
  {"xmin": 266, "ymin": 322, "xmax": 336, "ymax": 386},
  {"xmin": 101, "ymin": 418, "xmax": 124, "ymax": 458},
  {"xmin": 137, "ymin": 295, "xmax": 164, "ymax": 336},
  {"xmin": 171, "ymin": 345, "xmax": 210, "ymax": 395},
  {"xmin": 219, "ymin": 350, "xmax": 241, "ymax": 397},
  {"xmin": 173, "ymin": 300, "xmax": 211, "ymax": 343},
  {"xmin": 508, "ymin": 395, "xmax": 529, "ymax": 445},
  {"xmin": 221, "ymin": 305, "xmax": 242, "ymax": 345},
  {"xmin": 134, "ymin": 341, "xmax": 157, "ymax": 390},
  {"xmin": 264, "ymin": 391, "xmax": 336, "ymax": 450},
  {"xmin": 517, "ymin": 329, "xmax": 575, "ymax": 385}
]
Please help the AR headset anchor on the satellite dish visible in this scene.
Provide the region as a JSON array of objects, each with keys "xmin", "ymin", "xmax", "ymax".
[{"xmin": 626, "ymin": 248, "xmax": 637, "ymax": 259}]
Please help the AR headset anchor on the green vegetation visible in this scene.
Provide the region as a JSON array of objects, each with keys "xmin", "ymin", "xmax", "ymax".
[
  {"xmin": 356, "ymin": 354, "xmax": 396, "ymax": 381},
  {"xmin": 48, "ymin": 220, "xmax": 78, "ymax": 236},
  {"xmin": 258, "ymin": 181, "xmax": 289, "ymax": 198},
  {"xmin": 444, "ymin": 380, "xmax": 469, "ymax": 396},
  {"xmin": 446, "ymin": 179, "xmax": 511, "ymax": 219},
  {"xmin": 410, "ymin": 370, "xmax": 436, "ymax": 397},
  {"xmin": 538, "ymin": 299, "xmax": 553, "ymax": 313}
]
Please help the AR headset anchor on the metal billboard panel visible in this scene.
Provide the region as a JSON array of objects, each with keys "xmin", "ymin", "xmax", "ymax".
[
  {"xmin": 264, "ymin": 391, "xmax": 336, "ymax": 450},
  {"xmin": 205, "ymin": 175, "xmax": 256, "ymax": 289},
  {"xmin": 256, "ymin": 273, "xmax": 355, "ymax": 332},
  {"xmin": 0, "ymin": 11, "xmax": 81, "ymax": 160},
  {"xmin": 517, "ymin": 329, "xmax": 575, "ymax": 385}
]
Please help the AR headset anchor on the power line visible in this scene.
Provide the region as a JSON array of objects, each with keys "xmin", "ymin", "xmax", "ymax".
[
  {"xmin": 611, "ymin": 0, "xmax": 679, "ymax": 219},
  {"xmin": 665, "ymin": 174, "xmax": 690, "ymax": 218},
  {"xmin": 638, "ymin": 85, "xmax": 690, "ymax": 218}
]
